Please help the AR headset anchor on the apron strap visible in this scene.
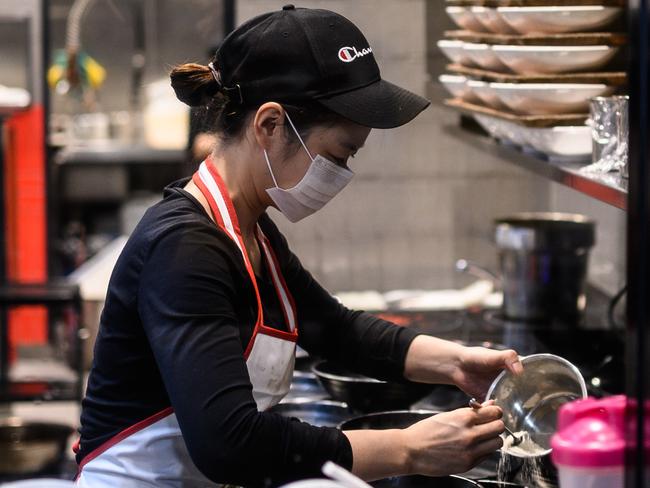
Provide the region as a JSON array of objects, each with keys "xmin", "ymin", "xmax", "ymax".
[{"xmin": 193, "ymin": 159, "xmax": 297, "ymax": 334}]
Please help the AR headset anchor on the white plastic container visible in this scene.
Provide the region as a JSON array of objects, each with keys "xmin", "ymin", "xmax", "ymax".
[{"xmin": 556, "ymin": 465, "xmax": 623, "ymax": 487}]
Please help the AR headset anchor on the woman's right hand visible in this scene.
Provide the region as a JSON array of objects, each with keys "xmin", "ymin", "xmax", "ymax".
[{"xmin": 400, "ymin": 405, "xmax": 504, "ymax": 477}]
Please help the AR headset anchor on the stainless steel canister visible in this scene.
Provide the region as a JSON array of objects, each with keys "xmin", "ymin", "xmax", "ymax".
[{"xmin": 495, "ymin": 213, "xmax": 595, "ymax": 322}]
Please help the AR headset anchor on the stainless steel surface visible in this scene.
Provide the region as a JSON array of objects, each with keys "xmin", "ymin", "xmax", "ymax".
[
  {"xmin": 468, "ymin": 397, "xmax": 521, "ymax": 446},
  {"xmin": 495, "ymin": 213, "xmax": 595, "ymax": 321},
  {"xmin": 486, "ymin": 353, "xmax": 587, "ymax": 457},
  {"xmin": 268, "ymin": 400, "xmax": 352, "ymax": 428},
  {"xmin": 444, "ymin": 126, "xmax": 628, "ymax": 211},
  {"xmin": 0, "ymin": 418, "xmax": 73, "ymax": 476}
]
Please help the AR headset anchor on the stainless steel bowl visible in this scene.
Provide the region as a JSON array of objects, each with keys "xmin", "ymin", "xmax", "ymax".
[
  {"xmin": 0, "ymin": 418, "xmax": 74, "ymax": 476},
  {"xmin": 486, "ymin": 353, "xmax": 587, "ymax": 457}
]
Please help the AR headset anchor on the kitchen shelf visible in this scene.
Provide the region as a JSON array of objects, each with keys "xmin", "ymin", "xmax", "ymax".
[
  {"xmin": 445, "ymin": 30, "xmax": 627, "ymax": 46},
  {"xmin": 447, "ymin": 64, "xmax": 627, "ymax": 85},
  {"xmin": 446, "ymin": 0, "xmax": 626, "ymax": 6},
  {"xmin": 54, "ymin": 144, "xmax": 186, "ymax": 166},
  {"xmin": 446, "ymin": 124, "xmax": 628, "ymax": 210},
  {"xmin": 0, "ymin": 379, "xmax": 80, "ymax": 403}
]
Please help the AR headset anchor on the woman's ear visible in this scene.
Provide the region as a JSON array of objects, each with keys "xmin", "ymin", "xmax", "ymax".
[{"xmin": 253, "ymin": 102, "xmax": 285, "ymax": 150}]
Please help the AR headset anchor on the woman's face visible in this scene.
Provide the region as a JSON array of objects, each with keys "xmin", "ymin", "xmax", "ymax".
[{"xmin": 267, "ymin": 117, "xmax": 371, "ymax": 190}]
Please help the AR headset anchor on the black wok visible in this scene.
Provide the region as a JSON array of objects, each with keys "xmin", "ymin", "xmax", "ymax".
[
  {"xmin": 372, "ymin": 475, "xmax": 482, "ymax": 488},
  {"xmin": 311, "ymin": 360, "xmax": 431, "ymax": 413}
]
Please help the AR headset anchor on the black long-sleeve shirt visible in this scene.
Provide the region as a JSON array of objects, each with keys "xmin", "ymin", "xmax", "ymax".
[{"xmin": 77, "ymin": 178, "xmax": 419, "ymax": 486}]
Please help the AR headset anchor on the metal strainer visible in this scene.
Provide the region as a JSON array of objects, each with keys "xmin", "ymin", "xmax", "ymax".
[{"xmin": 485, "ymin": 353, "xmax": 587, "ymax": 458}]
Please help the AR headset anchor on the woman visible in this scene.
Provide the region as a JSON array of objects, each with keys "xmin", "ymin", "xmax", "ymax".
[{"xmin": 75, "ymin": 6, "xmax": 522, "ymax": 487}]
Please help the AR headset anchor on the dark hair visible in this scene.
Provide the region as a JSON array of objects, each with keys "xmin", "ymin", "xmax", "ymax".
[{"xmin": 170, "ymin": 61, "xmax": 343, "ymax": 149}]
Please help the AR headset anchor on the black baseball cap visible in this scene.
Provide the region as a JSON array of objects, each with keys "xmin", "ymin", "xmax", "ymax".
[{"xmin": 213, "ymin": 4, "xmax": 430, "ymax": 129}]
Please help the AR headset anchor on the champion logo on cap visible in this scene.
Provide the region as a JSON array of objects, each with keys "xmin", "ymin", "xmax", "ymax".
[{"xmin": 338, "ymin": 45, "xmax": 373, "ymax": 63}]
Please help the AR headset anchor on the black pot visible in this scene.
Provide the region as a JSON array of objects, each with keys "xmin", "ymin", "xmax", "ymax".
[
  {"xmin": 284, "ymin": 371, "xmax": 329, "ymax": 402},
  {"xmin": 311, "ymin": 360, "xmax": 431, "ymax": 413},
  {"xmin": 372, "ymin": 475, "xmax": 481, "ymax": 488},
  {"xmin": 339, "ymin": 411, "xmax": 521, "ymax": 482},
  {"xmin": 0, "ymin": 418, "xmax": 74, "ymax": 478},
  {"xmin": 339, "ymin": 410, "xmax": 437, "ymax": 430}
]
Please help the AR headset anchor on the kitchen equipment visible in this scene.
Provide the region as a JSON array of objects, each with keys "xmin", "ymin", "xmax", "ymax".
[
  {"xmin": 72, "ymin": 112, "xmax": 110, "ymax": 143},
  {"xmin": 0, "ymin": 418, "xmax": 74, "ymax": 476},
  {"xmin": 411, "ymin": 384, "xmax": 470, "ymax": 412},
  {"xmin": 520, "ymin": 126, "xmax": 592, "ymax": 161},
  {"xmin": 584, "ymin": 95, "xmax": 629, "ymax": 175},
  {"xmin": 339, "ymin": 410, "xmax": 437, "ymax": 430},
  {"xmin": 491, "ymin": 45, "xmax": 618, "ymax": 75},
  {"xmin": 496, "ymin": 6, "xmax": 622, "ymax": 35},
  {"xmin": 489, "ymin": 83, "xmax": 613, "ymax": 115},
  {"xmin": 68, "ymin": 236, "xmax": 128, "ymax": 370},
  {"xmin": 371, "ymin": 475, "xmax": 482, "ymax": 488},
  {"xmin": 500, "ymin": 122, "xmax": 531, "ymax": 148},
  {"xmin": 469, "ymin": 397, "xmax": 522, "ymax": 446},
  {"xmin": 486, "ymin": 353, "xmax": 587, "ymax": 458},
  {"xmin": 470, "ymin": 7, "xmax": 517, "ymax": 34},
  {"xmin": 268, "ymin": 400, "xmax": 353, "ymax": 427},
  {"xmin": 462, "ymin": 44, "xmax": 511, "ymax": 72},
  {"xmin": 466, "ymin": 80, "xmax": 509, "ymax": 110},
  {"xmin": 312, "ymin": 361, "xmax": 431, "ymax": 413},
  {"xmin": 551, "ymin": 395, "xmax": 629, "ymax": 488},
  {"xmin": 284, "ymin": 371, "xmax": 329, "ymax": 402},
  {"xmin": 437, "ymin": 40, "xmax": 475, "ymax": 67},
  {"xmin": 495, "ymin": 213, "xmax": 596, "ymax": 322},
  {"xmin": 340, "ymin": 411, "xmax": 515, "ymax": 481},
  {"xmin": 446, "ymin": 6, "xmax": 487, "ymax": 33},
  {"xmin": 439, "ymin": 75, "xmax": 480, "ymax": 104}
]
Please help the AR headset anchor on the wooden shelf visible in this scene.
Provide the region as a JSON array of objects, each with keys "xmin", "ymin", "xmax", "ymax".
[
  {"xmin": 446, "ymin": 124, "xmax": 628, "ymax": 210},
  {"xmin": 446, "ymin": 64, "xmax": 627, "ymax": 85},
  {"xmin": 445, "ymin": 29, "xmax": 627, "ymax": 46},
  {"xmin": 446, "ymin": 0, "xmax": 626, "ymax": 7},
  {"xmin": 445, "ymin": 98, "xmax": 588, "ymax": 127}
]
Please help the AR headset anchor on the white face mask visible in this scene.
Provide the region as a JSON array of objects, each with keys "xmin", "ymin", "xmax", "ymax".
[{"xmin": 264, "ymin": 112, "xmax": 354, "ymax": 223}]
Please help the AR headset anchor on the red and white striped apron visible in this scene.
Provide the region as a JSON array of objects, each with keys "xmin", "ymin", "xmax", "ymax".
[{"xmin": 76, "ymin": 158, "xmax": 298, "ymax": 487}]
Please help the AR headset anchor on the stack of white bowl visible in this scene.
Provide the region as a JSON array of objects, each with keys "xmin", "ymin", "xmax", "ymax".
[{"xmin": 437, "ymin": 3, "xmax": 624, "ymax": 160}]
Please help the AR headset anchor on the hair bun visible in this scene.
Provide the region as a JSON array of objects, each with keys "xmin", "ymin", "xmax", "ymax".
[{"xmin": 170, "ymin": 63, "xmax": 221, "ymax": 107}]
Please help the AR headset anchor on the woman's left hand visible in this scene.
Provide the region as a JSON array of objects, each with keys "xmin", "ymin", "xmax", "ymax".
[
  {"xmin": 451, "ymin": 346, "xmax": 523, "ymax": 399},
  {"xmin": 404, "ymin": 335, "xmax": 523, "ymax": 400}
]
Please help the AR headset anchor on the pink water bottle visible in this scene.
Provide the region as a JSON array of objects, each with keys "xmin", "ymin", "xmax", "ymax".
[{"xmin": 551, "ymin": 395, "xmax": 626, "ymax": 488}]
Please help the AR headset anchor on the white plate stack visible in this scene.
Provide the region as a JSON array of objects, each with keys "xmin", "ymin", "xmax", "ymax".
[{"xmin": 438, "ymin": 0, "xmax": 625, "ymax": 161}]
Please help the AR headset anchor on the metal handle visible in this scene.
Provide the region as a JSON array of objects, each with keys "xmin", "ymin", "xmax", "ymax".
[
  {"xmin": 455, "ymin": 259, "xmax": 501, "ymax": 288},
  {"xmin": 468, "ymin": 398, "xmax": 522, "ymax": 446}
]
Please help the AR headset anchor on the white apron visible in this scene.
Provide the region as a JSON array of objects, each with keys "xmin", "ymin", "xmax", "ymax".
[{"xmin": 76, "ymin": 159, "xmax": 299, "ymax": 487}]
